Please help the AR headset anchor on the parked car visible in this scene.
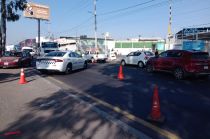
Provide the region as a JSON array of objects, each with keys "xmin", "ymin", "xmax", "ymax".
[
  {"xmin": 120, "ymin": 51, "xmax": 154, "ymax": 68},
  {"xmin": 146, "ymin": 50, "xmax": 210, "ymax": 79},
  {"xmin": 22, "ymin": 46, "xmax": 36, "ymax": 57},
  {"xmin": 83, "ymin": 51, "xmax": 108, "ymax": 63},
  {"xmin": 36, "ymin": 51, "xmax": 88, "ymax": 74},
  {"xmin": 0, "ymin": 51, "xmax": 32, "ymax": 68}
]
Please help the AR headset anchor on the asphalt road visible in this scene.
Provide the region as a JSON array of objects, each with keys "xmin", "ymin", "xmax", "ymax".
[{"xmin": 47, "ymin": 62, "xmax": 210, "ymax": 139}]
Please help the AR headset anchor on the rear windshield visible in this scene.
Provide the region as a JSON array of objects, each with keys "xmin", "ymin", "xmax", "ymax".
[
  {"xmin": 144, "ymin": 51, "xmax": 154, "ymax": 56},
  {"xmin": 42, "ymin": 42, "xmax": 58, "ymax": 48},
  {"xmin": 23, "ymin": 49, "xmax": 33, "ymax": 52},
  {"xmin": 4, "ymin": 51, "xmax": 22, "ymax": 57},
  {"xmin": 191, "ymin": 53, "xmax": 209, "ymax": 59},
  {"xmin": 44, "ymin": 50, "xmax": 55, "ymax": 53},
  {"xmin": 46, "ymin": 51, "xmax": 66, "ymax": 57}
]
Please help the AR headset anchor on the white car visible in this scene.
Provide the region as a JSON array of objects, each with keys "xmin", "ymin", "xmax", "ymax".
[
  {"xmin": 22, "ymin": 46, "xmax": 36, "ymax": 57},
  {"xmin": 36, "ymin": 51, "xmax": 88, "ymax": 74},
  {"xmin": 121, "ymin": 51, "xmax": 154, "ymax": 68},
  {"xmin": 83, "ymin": 51, "xmax": 108, "ymax": 63}
]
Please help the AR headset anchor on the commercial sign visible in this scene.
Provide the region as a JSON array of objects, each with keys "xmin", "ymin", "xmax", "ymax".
[
  {"xmin": 24, "ymin": 3, "xmax": 50, "ymax": 20},
  {"xmin": 183, "ymin": 40, "xmax": 205, "ymax": 51}
]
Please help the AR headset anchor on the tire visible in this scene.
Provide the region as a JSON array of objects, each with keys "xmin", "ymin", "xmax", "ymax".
[
  {"xmin": 146, "ymin": 64, "xmax": 153, "ymax": 73},
  {"xmin": 138, "ymin": 61, "xmax": 144, "ymax": 68},
  {"xmin": 174, "ymin": 68, "xmax": 184, "ymax": 80},
  {"xmin": 83, "ymin": 61, "xmax": 88, "ymax": 69},
  {"xmin": 28, "ymin": 61, "xmax": 32, "ymax": 67},
  {"xmin": 65, "ymin": 63, "xmax": 72, "ymax": 74},
  {"xmin": 121, "ymin": 60, "xmax": 126, "ymax": 66},
  {"xmin": 39, "ymin": 70, "xmax": 48, "ymax": 74},
  {"xmin": 199, "ymin": 75, "xmax": 209, "ymax": 80}
]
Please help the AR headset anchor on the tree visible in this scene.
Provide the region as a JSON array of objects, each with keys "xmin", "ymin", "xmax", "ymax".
[{"xmin": 0, "ymin": 0, "xmax": 27, "ymax": 56}]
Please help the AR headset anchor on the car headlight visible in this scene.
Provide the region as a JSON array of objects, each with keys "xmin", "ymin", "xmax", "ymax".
[{"xmin": 13, "ymin": 59, "xmax": 19, "ymax": 62}]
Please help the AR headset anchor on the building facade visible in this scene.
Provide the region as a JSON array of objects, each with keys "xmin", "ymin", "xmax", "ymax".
[{"xmin": 114, "ymin": 38, "xmax": 165, "ymax": 55}]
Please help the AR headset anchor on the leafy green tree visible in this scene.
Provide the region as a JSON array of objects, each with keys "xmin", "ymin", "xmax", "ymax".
[{"xmin": 0, "ymin": 0, "xmax": 27, "ymax": 56}]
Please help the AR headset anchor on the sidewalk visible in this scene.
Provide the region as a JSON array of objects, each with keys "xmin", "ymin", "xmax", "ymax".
[{"xmin": 0, "ymin": 68, "xmax": 141, "ymax": 139}]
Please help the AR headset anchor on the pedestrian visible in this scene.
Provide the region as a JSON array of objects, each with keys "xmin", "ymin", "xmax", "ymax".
[{"xmin": 155, "ymin": 49, "xmax": 159, "ymax": 57}]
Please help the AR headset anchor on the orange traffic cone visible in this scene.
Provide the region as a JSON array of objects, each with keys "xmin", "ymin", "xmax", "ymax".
[
  {"xmin": 19, "ymin": 68, "xmax": 27, "ymax": 84},
  {"xmin": 118, "ymin": 65, "xmax": 124, "ymax": 80},
  {"xmin": 147, "ymin": 85, "xmax": 165, "ymax": 122}
]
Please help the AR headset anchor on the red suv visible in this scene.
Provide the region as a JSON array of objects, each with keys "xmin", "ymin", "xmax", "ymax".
[{"xmin": 146, "ymin": 50, "xmax": 210, "ymax": 79}]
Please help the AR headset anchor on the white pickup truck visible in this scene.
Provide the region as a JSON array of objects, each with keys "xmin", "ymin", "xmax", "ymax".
[
  {"xmin": 22, "ymin": 46, "xmax": 36, "ymax": 57},
  {"xmin": 83, "ymin": 51, "xmax": 108, "ymax": 63}
]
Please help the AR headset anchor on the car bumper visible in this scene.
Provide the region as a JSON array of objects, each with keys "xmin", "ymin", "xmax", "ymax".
[
  {"xmin": 36, "ymin": 62, "xmax": 65, "ymax": 72},
  {"xmin": 96, "ymin": 58, "xmax": 107, "ymax": 61},
  {"xmin": 0, "ymin": 62, "xmax": 19, "ymax": 68}
]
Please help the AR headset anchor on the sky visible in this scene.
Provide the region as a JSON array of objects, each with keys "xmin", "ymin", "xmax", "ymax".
[{"xmin": 7, "ymin": 0, "xmax": 210, "ymax": 45}]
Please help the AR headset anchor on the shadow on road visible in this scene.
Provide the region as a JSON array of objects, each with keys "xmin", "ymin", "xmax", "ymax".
[
  {"xmin": 0, "ymin": 90, "xmax": 136, "ymax": 139},
  {"xmin": 86, "ymin": 63, "xmax": 210, "ymax": 139},
  {"xmin": 0, "ymin": 68, "xmax": 40, "ymax": 84}
]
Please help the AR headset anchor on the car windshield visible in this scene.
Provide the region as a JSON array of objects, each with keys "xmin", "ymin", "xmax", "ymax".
[
  {"xmin": 191, "ymin": 53, "xmax": 209, "ymax": 59},
  {"xmin": 4, "ymin": 51, "xmax": 22, "ymax": 57},
  {"xmin": 23, "ymin": 49, "xmax": 33, "ymax": 52},
  {"xmin": 42, "ymin": 42, "xmax": 58, "ymax": 48},
  {"xmin": 45, "ymin": 51, "xmax": 66, "ymax": 57}
]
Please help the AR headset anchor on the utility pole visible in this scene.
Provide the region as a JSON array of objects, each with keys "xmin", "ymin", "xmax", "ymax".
[
  {"xmin": 38, "ymin": 19, "xmax": 40, "ymax": 48},
  {"xmin": 167, "ymin": 0, "xmax": 173, "ymax": 49},
  {"xmin": 94, "ymin": 0, "xmax": 97, "ymax": 52}
]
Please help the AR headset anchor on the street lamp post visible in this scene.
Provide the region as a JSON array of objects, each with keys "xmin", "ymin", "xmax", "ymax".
[{"xmin": 93, "ymin": 0, "xmax": 97, "ymax": 52}]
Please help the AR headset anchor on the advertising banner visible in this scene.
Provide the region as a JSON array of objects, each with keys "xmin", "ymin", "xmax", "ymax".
[{"xmin": 24, "ymin": 2, "xmax": 50, "ymax": 20}]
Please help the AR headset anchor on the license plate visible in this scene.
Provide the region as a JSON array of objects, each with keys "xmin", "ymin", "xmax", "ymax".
[
  {"xmin": 4, "ymin": 62, "xmax": 8, "ymax": 66},
  {"xmin": 204, "ymin": 66, "xmax": 208, "ymax": 70}
]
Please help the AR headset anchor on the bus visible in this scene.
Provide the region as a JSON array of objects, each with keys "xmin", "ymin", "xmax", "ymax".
[{"xmin": 39, "ymin": 42, "xmax": 59, "ymax": 56}]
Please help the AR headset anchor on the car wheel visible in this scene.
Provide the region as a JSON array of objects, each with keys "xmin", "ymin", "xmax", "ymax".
[
  {"xmin": 39, "ymin": 70, "xmax": 48, "ymax": 74},
  {"xmin": 65, "ymin": 63, "xmax": 72, "ymax": 74},
  {"xmin": 121, "ymin": 60, "xmax": 126, "ymax": 66},
  {"xmin": 27, "ymin": 61, "xmax": 32, "ymax": 67},
  {"xmin": 174, "ymin": 68, "xmax": 184, "ymax": 80},
  {"xmin": 146, "ymin": 64, "xmax": 153, "ymax": 73},
  {"xmin": 83, "ymin": 61, "xmax": 88, "ymax": 69},
  {"xmin": 138, "ymin": 61, "xmax": 144, "ymax": 68},
  {"xmin": 199, "ymin": 75, "xmax": 209, "ymax": 80}
]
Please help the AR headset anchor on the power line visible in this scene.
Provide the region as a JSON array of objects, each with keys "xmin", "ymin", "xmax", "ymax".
[
  {"xmin": 174, "ymin": 6, "xmax": 210, "ymax": 17},
  {"xmin": 99, "ymin": 0, "xmax": 156, "ymax": 16},
  {"xmin": 98, "ymin": 0, "xmax": 170, "ymax": 25},
  {"xmin": 63, "ymin": 0, "xmax": 90, "ymax": 16},
  {"xmin": 55, "ymin": 17, "xmax": 93, "ymax": 34},
  {"xmin": 183, "ymin": 23, "xmax": 210, "ymax": 28}
]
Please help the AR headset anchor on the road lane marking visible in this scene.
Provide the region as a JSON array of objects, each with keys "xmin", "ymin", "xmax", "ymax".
[
  {"xmin": 47, "ymin": 76, "xmax": 181, "ymax": 139},
  {"xmin": 63, "ymin": 92, "xmax": 152, "ymax": 139}
]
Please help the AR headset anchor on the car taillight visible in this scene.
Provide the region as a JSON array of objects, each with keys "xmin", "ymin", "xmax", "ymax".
[{"xmin": 54, "ymin": 59, "xmax": 63, "ymax": 62}]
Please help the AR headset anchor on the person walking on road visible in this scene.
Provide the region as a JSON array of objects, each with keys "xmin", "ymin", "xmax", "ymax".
[{"xmin": 155, "ymin": 49, "xmax": 159, "ymax": 57}]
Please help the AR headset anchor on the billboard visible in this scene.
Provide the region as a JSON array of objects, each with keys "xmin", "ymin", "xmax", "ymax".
[
  {"xmin": 183, "ymin": 40, "xmax": 205, "ymax": 51},
  {"xmin": 24, "ymin": 3, "xmax": 50, "ymax": 20}
]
